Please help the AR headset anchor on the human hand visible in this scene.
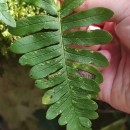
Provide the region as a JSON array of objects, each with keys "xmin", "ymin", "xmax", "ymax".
[
  {"xmin": 60, "ymin": 0, "xmax": 130, "ymax": 113},
  {"xmin": 75, "ymin": 0, "xmax": 130, "ymax": 113}
]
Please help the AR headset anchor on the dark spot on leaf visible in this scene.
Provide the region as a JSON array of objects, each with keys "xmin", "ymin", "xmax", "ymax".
[{"xmin": 78, "ymin": 69, "xmax": 96, "ymax": 80}]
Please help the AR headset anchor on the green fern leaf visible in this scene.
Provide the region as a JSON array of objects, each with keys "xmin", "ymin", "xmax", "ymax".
[
  {"xmin": 22, "ymin": 0, "xmax": 58, "ymax": 16},
  {"xmin": 61, "ymin": 0, "xmax": 85, "ymax": 18},
  {"xmin": 9, "ymin": 15, "xmax": 59, "ymax": 36},
  {"xmin": 0, "ymin": 0, "xmax": 16, "ymax": 27},
  {"xmin": 9, "ymin": 0, "xmax": 114, "ymax": 129},
  {"xmin": 62, "ymin": 7, "xmax": 114, "ymax": 31}
]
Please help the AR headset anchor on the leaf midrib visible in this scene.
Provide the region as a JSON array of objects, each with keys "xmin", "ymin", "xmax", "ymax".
[
  {"xmin": 62, "ymin": 11, "xmax": 106, "ymax": 24},
  {"xmin": 59, "ymin": 12, "xmax": 85, "ymax": 128}
]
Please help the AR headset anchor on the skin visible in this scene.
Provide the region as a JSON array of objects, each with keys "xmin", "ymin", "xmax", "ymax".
[{"xmin": 60, "ymin": 0, "xmax": 130, "ymax": 113}]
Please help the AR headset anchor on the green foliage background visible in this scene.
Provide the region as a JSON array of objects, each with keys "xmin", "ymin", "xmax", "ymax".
[{"xmin": 0, "ymin": 0, "xmax": 42, "ymax": 57}]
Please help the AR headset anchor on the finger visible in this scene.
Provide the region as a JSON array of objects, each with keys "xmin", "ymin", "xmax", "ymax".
[
  {"xmin": 116, "ymin": 16, "xmax": 130, "ymax": 50},
  {"xmin": 75, "ymin": 0, "xmax": 129, "ymax": 23},
  {"xmin": 89, "ymin": 50, "xmax": 111, "ymax": 72},
  {"xmin": 98, "ymin": 43, "xmax": 121, "ymax": 103},
  {"xmin": 103, "ymin": 22, "xmax": 116, "ymax": 35},
  {"xmin": 75, "ymin": 0, "xmax": 130, "ymax": 50},
  {"xmin": 99, "ymin": 50, "xmax": 111, "ymax": 63},
  {"xmin": 103, "ymin": 22, "xmax": 121, "ymax": 45}
]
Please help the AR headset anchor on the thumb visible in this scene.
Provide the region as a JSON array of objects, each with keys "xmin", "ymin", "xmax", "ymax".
[{"xmin": 76, "ymin": 0, "xmax": 129, "ymax": 23}]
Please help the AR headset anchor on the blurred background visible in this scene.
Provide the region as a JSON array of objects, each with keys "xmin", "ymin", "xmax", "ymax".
[{"xmin": 0, "ymin": 0, "xmax": 130, "ymax": 130}]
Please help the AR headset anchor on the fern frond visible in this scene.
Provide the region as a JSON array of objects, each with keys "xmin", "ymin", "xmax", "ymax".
[
  {"xmin": 9, "ymin": 0, "xmax": 113, "ymax": 129},
  {"xmin": 0, "ymin": 0, "xmax": 16, "ymax": 27}
]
